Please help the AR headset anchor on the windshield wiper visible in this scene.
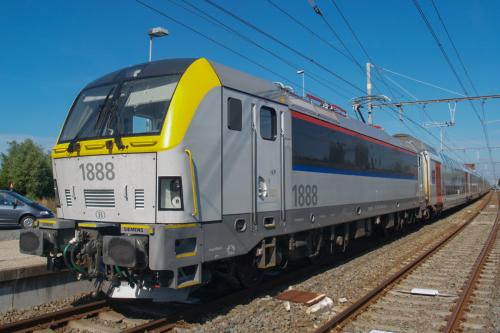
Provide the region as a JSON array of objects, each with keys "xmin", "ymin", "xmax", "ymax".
[
  {"xmin": 109, "ymin": 102, "xmax": 125, "ymax": 150},
  {"xmin": 108, "ymin": 86, "xmax": 133, "ymax": 151},
  {"xmin": 67, "ymin": 87, "xmax": 115, "ymax": 153}
]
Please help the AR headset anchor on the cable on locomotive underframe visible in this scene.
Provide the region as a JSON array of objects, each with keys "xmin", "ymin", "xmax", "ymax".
[
  {"xmin": 63, "ymin": 243, "xmax": 86, "ymax": 274},
  {"xmin": 114, "ymin": 265, "xmax": 138, "ymax": 286}
]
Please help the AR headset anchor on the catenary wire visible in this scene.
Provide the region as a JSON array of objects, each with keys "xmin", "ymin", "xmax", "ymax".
[
  {"xmin": 136, "ymin": 0, "xmax": 473, "ymax": 166},
  {"xmin": 306, "ymin": 0, "xmax": 364, "ymax": 72},
  {"xmin": 378, "ymin": 66, "xmax": 466, "ymax": 97},
  {"xmin": 265, "ymin": 0, "xmax": 351, "ymax": 62},
  {"xmin": 170, "ymin": 0, "xmax": 353, "ymax": 100},
  {"xmin": 266, "ymin": 0, "xmax": 395, "ymax": 100},
  {"xmin": 378, "ymin": 70, "xmax": 478, "ymax": 162},
  {"xmin": 430, "ymin": 0, "xmax": 487, "ymax": 126},
  {"xmin": 203, "ymin": 0, "xmax": 365, "ymax": 94},
  {"xmin": 135, "ymin": 0, "xmax": 305, "ymax": 93},
  {"xmin": 267, "ymin": 0, "xmax": 402, "ymax": 106},
  {"xmin": 316, "ymin": 0, "xmax": 407, "ymax": 112},
  {"xmin": 412, "ymin": 0, "xmax": 495, "ymax": 178},
  {"xmin": 430, "ymin": 0, "xmax": 479, "ymax": 97},
  {"xmin": 412, "ymin": 0, "xmax": 470, "ymax": 97},
  {"xmin": 300, "ymin": 0, "xmax": 468, "ymax": 162}
]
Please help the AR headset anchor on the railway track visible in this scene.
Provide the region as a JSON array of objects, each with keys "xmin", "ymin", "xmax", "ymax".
[
  {"xmin": 0, "ymin": 300, "xmax": 109, "ymax": 333},
  {"xmin": 315, "ymin": 192, "xmax": 499, "ymax": 333},
  {"xmin": 0, "ymin": 227, "xmax": 417, "ymax": 332},
  {"xmin": 0, "ymin": 195, "xmax": 494, "ymax": 333}
]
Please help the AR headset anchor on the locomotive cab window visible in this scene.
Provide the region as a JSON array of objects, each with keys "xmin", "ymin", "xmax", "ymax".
[
  {"xmin": 133, "ymin": 116, "xmax": 153, "ymax": 133},
  {"xmin": 59, "ymin": 75, "xmax": 180, "ymax": 143},
  {"xmin": 227, "ymin": 98, "xmax": 242, "ymax": 131},
  {"xmin": 260, "ymin": 106, "xmax": 277, "ymax": 141}
]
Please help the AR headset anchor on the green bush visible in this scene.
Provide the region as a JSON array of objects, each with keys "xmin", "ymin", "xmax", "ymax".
[{"xmin": 0, "ymin": 139, "xmax": 54, "ymax": 199}]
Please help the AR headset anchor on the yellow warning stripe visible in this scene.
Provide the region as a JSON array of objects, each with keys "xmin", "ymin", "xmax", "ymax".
[
  {"xmin": 175, "ymin": 252, "xmax": 197, "ymax": 259},
  {"xmin": 38, "ymin": 219, "xmax": 56, "ymax": 225},
  {"xmin": 78, "ymin": 223, "xmax": 97, "ymax": 228},
  {"xmin": 176, "ymin": 280, "xmax": 201, "ymax": 289}
]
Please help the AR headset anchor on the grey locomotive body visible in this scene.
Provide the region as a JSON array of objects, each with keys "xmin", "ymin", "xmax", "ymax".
[{"xmin": 19, "ymin": 58, "xmax": 489, "ymax": 300}]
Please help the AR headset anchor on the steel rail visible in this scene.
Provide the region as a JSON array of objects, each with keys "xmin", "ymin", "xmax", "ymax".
[
  {"xmin": 314, "ymin": 192, "xmax": 492, "ymax": 333},
  {"xmin": 0, "ymin": 300, "xmax": 108, "ymax": 333},
  {"xmin": 443, "ymin": 192, "xmax": 500, "ymax": 332}
]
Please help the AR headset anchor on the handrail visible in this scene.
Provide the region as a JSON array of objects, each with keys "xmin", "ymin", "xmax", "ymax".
[{"xmin": 184, "ymin": 149, "xmax": 199, "ymax": 218}]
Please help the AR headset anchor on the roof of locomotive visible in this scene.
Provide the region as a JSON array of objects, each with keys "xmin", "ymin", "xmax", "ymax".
[
  {"xmin": 84, "ymin": 58, "xmax": 197, "ymax": 88},
  {"xmin": 84, "ymin": 58, "xmax": 282, "ymax": 101},
  {"xmin": 84, "ymin": 57, "xmax": 415, "ymax": 153}
]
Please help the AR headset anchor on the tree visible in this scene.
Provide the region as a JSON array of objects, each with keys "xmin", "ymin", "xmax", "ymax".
[{"xmin": 0, "ymin": 139, "xmax": 54, "ymax": 199}]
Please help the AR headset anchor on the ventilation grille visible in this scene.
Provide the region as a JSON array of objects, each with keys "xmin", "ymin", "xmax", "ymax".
[
  {"xmin": 84, "ymin": 189, "xmax": 115, "ymax": 208},
  {"xmin": 135, "ymin": 189, "xmax": 145, "ymax": 209},
  {"xmin": 65, "ymin": 189, "xmax": 72, "ymax": 207}
]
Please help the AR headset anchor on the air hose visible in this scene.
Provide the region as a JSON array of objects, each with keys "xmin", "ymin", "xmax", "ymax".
[
  {"xmin": 114, "ymin": 265, "xmax": 126, "ymax": 277},
  {"xmin": 63, "ymin": 243, "xmax": 86, "ymax": 274},
  {"xmin": 114, "ymin": 265, "xmax": 137, "ymax": 285}
]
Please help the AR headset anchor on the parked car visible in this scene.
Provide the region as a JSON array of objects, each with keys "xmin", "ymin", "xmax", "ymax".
[{"xmin": 0, "ymin": 190, "xmax": 54, "ymax": 228}]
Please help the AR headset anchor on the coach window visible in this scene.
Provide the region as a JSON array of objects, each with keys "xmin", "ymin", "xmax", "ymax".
[
  {"xmin": 431, "ymin": 170, "xmax": 436, "ymax": 184},
  {"xmin": 227, "ymin": 98, "xmax": 242, "ymax": 131},
  {"xmin": 260, "ymin": 106, "xmax": 277, "ymax": 140}
]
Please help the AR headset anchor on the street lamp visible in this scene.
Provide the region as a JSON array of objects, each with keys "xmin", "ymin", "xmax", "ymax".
[
  {"xmin": 296, "ymin": 70, "xmax": 305, "ymax": 98},
  {"xmin": 148, "ymin": 27, "xmax": 169, "ymax": 62}
]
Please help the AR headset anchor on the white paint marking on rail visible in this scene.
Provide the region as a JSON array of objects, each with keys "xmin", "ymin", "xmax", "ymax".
[
  {"xmin": 410, "ymin": 288, "xmax": 439, "ymax": 296},
  {"xmin": 395, "ymin": 289, "xmax": 456, "ymax": 297},
  {"xmin": 370, "ymin": 330, "xmax": 395, "ymax": 333}
]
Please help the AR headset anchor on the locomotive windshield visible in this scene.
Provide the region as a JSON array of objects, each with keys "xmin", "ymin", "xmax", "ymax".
[{"xmin": 59, "ymin": 75, "xmax": 180, "ymax": 143}]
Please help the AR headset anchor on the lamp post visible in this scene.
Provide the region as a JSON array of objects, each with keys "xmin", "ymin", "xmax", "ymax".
[
  {"xmin": 148, "ymin": 27, "xmax": 169, "ymax": 62},
  {"xmin": 296, "ymin": 69, "xmax": 305, "ymax": 97}
]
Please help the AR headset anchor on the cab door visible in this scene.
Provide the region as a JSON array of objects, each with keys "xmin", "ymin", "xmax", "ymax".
[
  {"xmin": 253, "ymin": 102, "xmax": 283, "ymax": 230},
  {"xmin": 222, "ymin": 91, "xmax": 253, "ymax": 217}
]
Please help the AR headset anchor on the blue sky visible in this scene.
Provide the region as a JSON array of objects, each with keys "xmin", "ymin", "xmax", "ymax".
[{"xmin": 0, "ymin": 0, "xmax": 499, "ymax": 181}]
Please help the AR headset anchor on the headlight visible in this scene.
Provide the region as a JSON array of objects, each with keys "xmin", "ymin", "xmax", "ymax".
[
  {"xmin": 39, "ymin": 211, "xmax": 51, "ymax": 216},
  {"xmin": 159, "ymin": 177, "xmax": 183, "ymax": 210}
]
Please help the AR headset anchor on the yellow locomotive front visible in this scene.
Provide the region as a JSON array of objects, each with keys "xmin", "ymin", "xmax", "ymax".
[{"xmin": 19, "ymin": 58, "xmax": 223, "ymax": 298}]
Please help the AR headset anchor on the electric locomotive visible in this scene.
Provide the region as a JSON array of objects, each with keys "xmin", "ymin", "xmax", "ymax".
[{"xmin": 19, "ymin": 58, "xmax": 489, "ymax": 301}]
